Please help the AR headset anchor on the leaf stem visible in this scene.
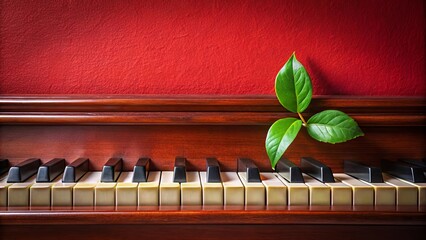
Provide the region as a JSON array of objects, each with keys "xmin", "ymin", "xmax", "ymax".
[{"xmin": 298, "ymin": 112, "xmax": 308, "ymax": 127}]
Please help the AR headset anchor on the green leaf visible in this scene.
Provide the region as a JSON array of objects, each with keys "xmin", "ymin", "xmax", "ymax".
[
  {"xmin": 307, "ymin": 110, "xmax": 364, "ymax": 144},
  {"xmin": 275, "ymin": 53, "xmax": 312, "ymax": 113},
  {"xmin": 265, "ymin": 118, "xmax": 303, "ymax": 169}
]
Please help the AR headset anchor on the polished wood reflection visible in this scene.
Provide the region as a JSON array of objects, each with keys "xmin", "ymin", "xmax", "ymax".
[{"xmin": 0, "ymin": 95, "xmax": 425, "ymax": 240}]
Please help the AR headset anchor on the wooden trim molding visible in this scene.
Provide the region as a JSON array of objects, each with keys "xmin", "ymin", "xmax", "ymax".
[
  {"xmin": 0, "ymin": 206, "xmax": 424, "ymax": 225},
  {"xmin": 0, "ymin": 95, "xmax": 425, "ymax": 126}
]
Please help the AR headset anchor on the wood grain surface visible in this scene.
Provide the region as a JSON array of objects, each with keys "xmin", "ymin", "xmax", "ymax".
[
  {"xmin": 0, "ymin": 95, "xmax": 424, "ymax": 126},
  {"xmin": 0, "ymin": 95, "xmax": 425, "ymax": 239}
]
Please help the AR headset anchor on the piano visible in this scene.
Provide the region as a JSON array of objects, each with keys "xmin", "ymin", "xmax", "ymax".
[{"xmin": 0, "ymin": 95, "xmax": 425, "ymax": 240}]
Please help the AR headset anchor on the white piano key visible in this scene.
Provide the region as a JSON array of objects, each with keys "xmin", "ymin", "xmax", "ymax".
[
  {"xmin": 30, "ymin": 175, "xmax": 62, "ymax": 207},
  {"xmin": 95, "ymin": 181, "xmax": 117, "ymax": 207},
  {"xmin": 73, "ymin": 172, "xmax": 101, "ymax": 207},
  {"xmin": 52, "ymin": 181, "xmax": 76, "ymax": 207},
  {"xmin": 383, "ymin": 174, "xmax": 418, "ymax": 206},
  {"xmin": 159, "ymin": 171, "xmax": 180, "ymax": 206},
  {"xmin": 302, "ymin": 174, "xmax": 330, "ymax": 206},
  {"xmin": 116, "ymin": 172, "xmax": 138, "ymax": 206},
  {"xmin": 334, "ymin": 173, "xmax": 374, "ymax": 206},
  {"xmin": 200, "ymin": 172, "xmax": 223, "ymax": 205},
  {"xmin": 221, "ymin": 172, "xmax": 244, "ymax": 206},
  {"xmin": 399, "ymin": 180, "xmax": 426, "ymax": 206},
  {"xmin": 325, "ymin": 181, "xmax": 352, "ymax": 206},
  {"xmin": 138, "ymin": 171, "xmax": 161, "ymax": 206},
  {"xmin": 0, "ymin": 175, "xmax": 13, "ymax": 207},
  {"xmin": 238, "ymin": 172, "xmax": 265, "ymax": 206},
  {"xmin": 181, "ymin": 172, "xmax": 201, "ymax": 206},
  {"xmin": 8, "ymin": 176, "xmax": 36, "ymax": 207},
  {"xmin": 361, "ymin": 179, "xmax": 396, "ymax": 206},
  {"xmin": 275, "ymin": 173, "xmax": 308, "ymax": 206},
  {"xmin": 261, "ymin": 172, "xmax": 286, "ymax": 206}
]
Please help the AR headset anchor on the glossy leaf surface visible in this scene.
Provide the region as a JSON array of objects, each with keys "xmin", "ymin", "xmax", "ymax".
[
  {"xmin": 307, "ymin": 110, "xmax": 364, "ymax": 144},
  {"xmin": 266, "ymin": 118, "xmax": 303, "ymax": 169},
  {"xmin": 275, "ymin": 54, "xmax": 312, "ymax": 113}
]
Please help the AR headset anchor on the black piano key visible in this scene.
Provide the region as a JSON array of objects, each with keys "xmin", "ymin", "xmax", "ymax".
[
  {"xmin": 0, "ymin": 159, "xmax": 10, "ymax": 176},
  {"xmin": 206, "ymin": 158, "xmax": 221, "ymax": 183},
  {"xmin": 7, "ymin": 158, "xmax": 41, "ymax": 183},
  {"xmin": 237, "ymin": 158, "xmax": 261, "ymax": 183},
  {"xmin": 381, "ymin": 159, "xmax": 426, "ymax": 183},
  {"xmin": 36, "ymin": 158, "xmax": 65, "ymax": 183},
  {"xmin": 344, "ymin": 160, "xmax": 384, "ymax": 183},
  {"xmin": 275, "ymin": 158, "xmax": 304, "ymax": 183},
  {"xmin": 173, "ymin": 157, "xmax": 187, "ymax": 183},
  {"xmin": 398, "ymin": 159, "xmax": 426, "ymax": 172},
  {"xmin": 62, "ymin": 158, "xmax": 89, "ymax": 183},
  {"xmin": 132, "ymin": 158, "xmax": 150, "ymax": 182},
  {"xmin": 101, "ymin": 158, "xmax": 123, "ymax": 182},
  {"xmin": 300, "ymin": 157, "xmax": 335, "ymax": 183}
]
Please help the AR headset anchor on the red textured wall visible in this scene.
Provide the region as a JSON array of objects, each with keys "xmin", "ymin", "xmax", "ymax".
[{"xmin": 0, "ymin": 0, "xmax": 424, "ymax": 95}]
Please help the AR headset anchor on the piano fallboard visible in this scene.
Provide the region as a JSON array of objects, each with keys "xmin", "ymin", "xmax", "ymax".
[{"xmin": 0, "ymin": 95, "xmax": 425, "ymax": 240}]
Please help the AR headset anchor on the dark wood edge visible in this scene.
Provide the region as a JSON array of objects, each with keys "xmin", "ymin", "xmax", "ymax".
[
  {"xmin": 0, "ymin": 95, "xmax": 425, "ymax": 126},
  {"xmin": 1, "ymin": 95, "xmax": 424, "ymax": 112},
  {"xmin": 0, "ymin": 208, "xmax": 425, "ymax": 225}
]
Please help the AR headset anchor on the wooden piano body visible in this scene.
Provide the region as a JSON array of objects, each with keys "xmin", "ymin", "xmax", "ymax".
[{"xmin": 0, "ymin": 95, "xmax": 425, "ymax": 240}]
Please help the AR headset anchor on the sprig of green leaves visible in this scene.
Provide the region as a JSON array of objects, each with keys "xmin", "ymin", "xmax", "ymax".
[{"xmin": 266, "ymin": 53, "xmax": 364, "ymax": 169}]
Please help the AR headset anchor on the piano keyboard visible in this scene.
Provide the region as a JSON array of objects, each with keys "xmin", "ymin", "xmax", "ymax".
[{"xmin": 0, "ymin": 157, "xmax": 425, "ymax": 208}]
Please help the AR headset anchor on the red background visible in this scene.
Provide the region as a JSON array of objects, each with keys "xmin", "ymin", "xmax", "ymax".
[{"xmin": 0, "ymin": 0, "xmax": 424, "ymax": 95}]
